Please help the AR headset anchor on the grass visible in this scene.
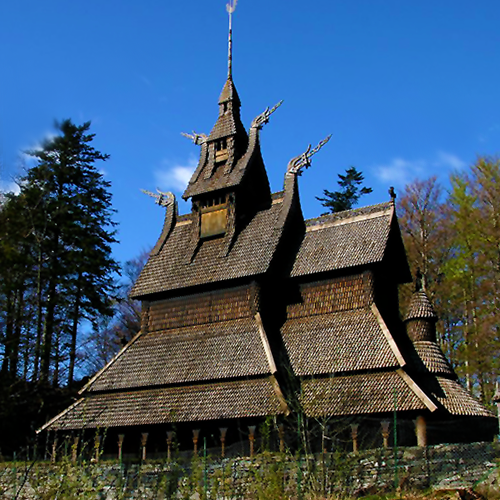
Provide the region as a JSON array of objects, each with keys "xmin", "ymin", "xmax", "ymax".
[{"xmin": 0, "ymin": 449, "xmax": 496, "ymax": 499}]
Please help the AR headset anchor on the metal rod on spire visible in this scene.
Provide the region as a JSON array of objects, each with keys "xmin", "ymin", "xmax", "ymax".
[{"xmin": 226, "ymin": 0, "xmax": 237, "ymax": 78}]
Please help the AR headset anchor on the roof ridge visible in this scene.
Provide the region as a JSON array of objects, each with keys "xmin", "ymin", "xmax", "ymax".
[{"xmin": 305, "ymin": 201, "xmax": 393, "ymax": 227}]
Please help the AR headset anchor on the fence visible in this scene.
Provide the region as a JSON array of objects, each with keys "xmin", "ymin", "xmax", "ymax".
[{"xmin": 0, "ymin": 441, "xmax": 499, "ymax": 499}]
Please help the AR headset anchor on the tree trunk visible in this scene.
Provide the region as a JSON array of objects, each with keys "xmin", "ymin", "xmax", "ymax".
[
  {"xmin": 40, "ymin": 223, "xmax": 61, "ymax": 384},
  {"xmin": 1, "ymin": 289, "xmax": 14, "ymax": 375},
  {"xmin": 9, "ymin": 285, "xmax": 25, "ymax": 378},
  {"xmin": 68, "ymin": 273, "xmax": 82, "ymax": 388},
  {"xmin": 40, "ymin": 278, "xmax": 57, "ymax": 384},
  {"xmin": 33, "ymin": 249, "xmax": 44, "ymax": 382},
  {"xmin": 463, "ymin": 292, "xmax": 472, "ymax": 393}
]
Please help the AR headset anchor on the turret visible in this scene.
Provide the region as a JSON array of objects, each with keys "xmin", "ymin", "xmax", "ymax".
[
  {"xmin": 404, "ymin": 272, "xmax": 455, "ymax": 377},
  {"xmin": 404, "ymin": 278, "xmax": 438, "ymax": 343}
]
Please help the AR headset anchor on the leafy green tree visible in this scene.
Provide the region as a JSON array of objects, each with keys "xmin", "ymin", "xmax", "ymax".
[
  {"xmin": 316, "ymin": 166, "xmax": 372, "ymax": 213},
  {"xmin": 398, "ymin": 158, "xmax": 500, "ymax": 403},
  {"xmin": 444, "ymin": 157, "xmax": 500, "ymax": 401}
]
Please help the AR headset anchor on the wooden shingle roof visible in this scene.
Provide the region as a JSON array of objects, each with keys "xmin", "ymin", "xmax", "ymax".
[
  {"xmin": 300, "ymin": 370, "xmax": 435, "ymax": 417},
  {"xmin": 43, "ymin": 379, "xmax": 285, "ymax": 430},
  {"xmin": 282, "ymin": 307, "xmax": 401, "ymax": 377},
  {"xmin": 207, "ymin": 79, "xmax": 243, "ymax": 141},
  {"xmin": 411, "ymin": 341, "xmax": 455, "ymax": 377},
  {"xmin": 86, "ymin": 318, "xmax": 272, "ymax": 393},
  {"xmin": 292, "ymin": 202, "xmax": 395, "ymax": 277},
  {"xmin": 405, "ymin": 290, "xmax": 438, "ymax": 321},
  {"xmin": 131, "ymin": 200, "xmax": 284, "ymax": 298},
  {"xmin": 430, "ymin": 377, "xmax": 494, "ymax": 417}
]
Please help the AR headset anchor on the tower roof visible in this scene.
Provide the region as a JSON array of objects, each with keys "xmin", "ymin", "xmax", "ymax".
[
  {"xmin": 219, "ymin": 76, "xmax": 241, "ymax": 105},
  {"xmin": 404, "ymin": 289, "xmax": 437, "ymax": 321},
  {"xmin": 206, "ymin": 77, "xmax": 245, "ymax": 142}
]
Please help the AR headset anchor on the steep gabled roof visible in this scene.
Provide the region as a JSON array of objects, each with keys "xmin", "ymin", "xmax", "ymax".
[
  {"xmin": 182, "ymin": 75, "xmax": 264, "ymax": 200},
  {"xmin": 131, "ymin": 198, "xmax": 287, "ymax": 298},
  {"xmin": 291, "ymin": 202, "xmax": 397, "ymax": 277}
]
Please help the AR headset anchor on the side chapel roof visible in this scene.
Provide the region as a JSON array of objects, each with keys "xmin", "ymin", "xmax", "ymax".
[{"xmin": 291, "ymin": 201, "xmax": 410, "ymax": 280}]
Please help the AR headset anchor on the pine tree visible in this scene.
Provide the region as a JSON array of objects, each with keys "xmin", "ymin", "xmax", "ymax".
[
  {"xmin": 316, "ymin": 166, "xmax": 372, "ymax": 214},
  {"xmin": 21, "ymin": 119, "xmax": 119, "ymax": 386}
]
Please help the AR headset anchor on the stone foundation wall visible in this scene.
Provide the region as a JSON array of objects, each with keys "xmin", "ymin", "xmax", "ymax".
[{"xmin": 0, "ymin": 441, "xmax": 498, "ymax": 498}]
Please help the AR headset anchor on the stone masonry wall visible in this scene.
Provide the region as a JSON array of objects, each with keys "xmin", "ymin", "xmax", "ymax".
[{"xmin": 0, "ymin": 441, "xmax": 498, "ymax": 499}]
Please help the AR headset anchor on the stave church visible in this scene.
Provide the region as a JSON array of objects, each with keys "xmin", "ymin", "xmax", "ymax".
[{"xmin": 40, "ymin": 7, "xmax": 495, "ymax": 458}]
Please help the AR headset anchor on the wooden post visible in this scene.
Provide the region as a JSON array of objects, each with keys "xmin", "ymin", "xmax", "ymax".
[
  {"xmin": 141, "ymin": 433, "xmax": 149, "ymax": 461},
  {"xmin": 94, "ymin": 435, "xmax": 101, "ymax": 463},
  {"xmin": 166, "ymin": 431, "xmax": 173, "ymax": 461},
  {"xmin": 51, "ymin": 437, "xmax": 58, "ymax": 463},
  {"xmin": 350, "ymin": 424, "xmax": 359, "ymax": 453},
  {"xmin": 415, "ymin": 416, "xmax": 427, "ymax": 447},
  {"xmin": 381, "ymin": 421, "xmax": 390, "ymax": 449},
  {"xmin": 71, "ymin": 436, "xmax": 79, "ymax": 463},
  {"xmin": 493, "ymin": 386, "xmax": 500, "ymax": 437},
  {"xmin": 219, "ymin": 427, "xmax": 228, "ymax": 458},
  {"xmin": 118, "ymin": 434, "xmax": 125, "ymax": 462},
  {"xmin": 193, "ymin": 429, "xmax": 200, "ymax": 456},
  {"xmin": 278, "ymin": 424, "xmax": 285, "ymax": 453},
  {"xmin": 248, "ymin": 426, "xmax": 256, "ymax": 457}
]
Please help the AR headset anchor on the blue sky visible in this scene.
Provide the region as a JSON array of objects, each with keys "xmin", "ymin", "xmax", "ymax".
[{"xmin": 1, "ymin": 1, "xmax": 499, "ymax": 266}]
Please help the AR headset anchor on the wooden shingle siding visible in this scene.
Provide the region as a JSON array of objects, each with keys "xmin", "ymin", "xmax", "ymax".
[
  {"xmin": 287, "ymin": 273, "xmax": 373, "ymax": 319},
  {"xmin": 407, "ymin": 319, "xmax": 435, "ymax": 342},
  {"xmin": 147, "ymin": 286, "xmax": 254, "ymax": 332}
]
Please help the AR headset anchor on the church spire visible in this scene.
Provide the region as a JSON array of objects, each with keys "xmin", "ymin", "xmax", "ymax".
[{"xmin": 226, "ymin": 0, "xmax": 237, "ymax": 78}]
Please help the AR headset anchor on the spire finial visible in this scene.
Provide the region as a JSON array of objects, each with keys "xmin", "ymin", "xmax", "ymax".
[
  {"xmin": 226, "ymin": 0, "xmax": 237, "ymax": 78},
  {"xmin": 415, "ymin": 268, "xmax": 423, "ymax": 292}
]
